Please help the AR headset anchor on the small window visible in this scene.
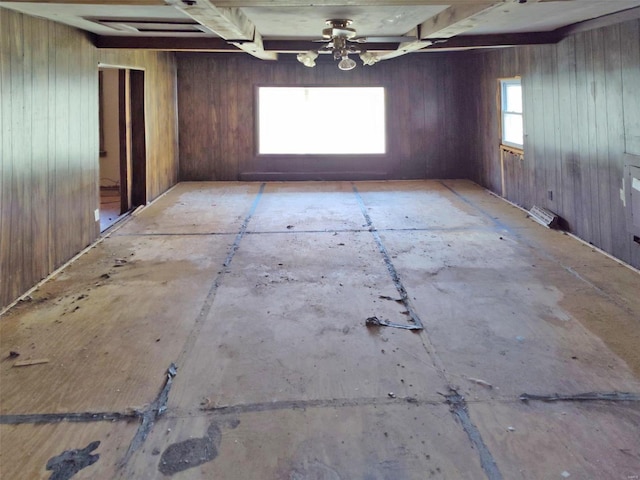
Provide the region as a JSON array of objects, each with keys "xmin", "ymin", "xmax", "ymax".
[
  {"xmin": 258, "ymin": 87, "xmax": 386, "ymax": 155},
  {"xmin": 500, "ymin": 78, "xmax": 523, "ymax": 149}
]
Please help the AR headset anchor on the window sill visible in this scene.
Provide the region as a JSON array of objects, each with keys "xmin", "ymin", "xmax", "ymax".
[{"xmin": 500, "ymin": 144, "xmax": 524, "ymax": 157}]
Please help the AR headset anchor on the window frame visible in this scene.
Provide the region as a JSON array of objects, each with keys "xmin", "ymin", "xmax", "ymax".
[
  {"xmin": 499, "ymin": 77, "xmax": 524, "ymax": 152},
  {"xmin": 255, "ymin": 84, "xmax": 388, "ymax": 157}
]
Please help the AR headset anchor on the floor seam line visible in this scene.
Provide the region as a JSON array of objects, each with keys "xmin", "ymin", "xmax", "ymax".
[
  {"xmin": 351, "ymin": 184, "xmax": 425, "ymax": 331},
  {"xmin": 355, "ymin": 182, "xmax": 504, "ymax": 480},
  {"xmin": 439, "ymin": 181, "xmax": 638, "ymax": 317},
  {"xmin": 115, "ymin": 183, "xmax": 266, "ymax": 474},
  {"xmin": 4, "ymin": 390, "xmax": 639, "ymax": 426}
]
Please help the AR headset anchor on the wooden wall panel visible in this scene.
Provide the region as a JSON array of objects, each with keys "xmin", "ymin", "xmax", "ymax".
[
  {"xmin": 0, "ymin": 9, "xmax": 99, "ymax": 308},
  {"xmin": 466, "ymin": 18, "xmax": 640, "ymax": 268},
  {"xmin": 621, "ymin": 20, "xmax": 640, "ymax": 156},
  {"xmin": 0, "ymin": 7, "xmax": 180, "ymax": 309},
  {"xmin": 176, "ymin": 54, "xmax": 470, "ymax": 181}
]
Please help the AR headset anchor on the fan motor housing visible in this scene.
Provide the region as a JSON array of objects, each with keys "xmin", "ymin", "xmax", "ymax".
[{"xmin": 323, "ymin": 19, "xmax": 356, "ymax": 40}]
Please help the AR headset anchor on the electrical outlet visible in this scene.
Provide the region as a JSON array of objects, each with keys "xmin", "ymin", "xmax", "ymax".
[
  {"xmin": 94, "ymin": 209, "xmax": 100, "ymax": 222},
  {"xmin": 548, "ymin": 190, "xmax": 553, "ymax": 201}
]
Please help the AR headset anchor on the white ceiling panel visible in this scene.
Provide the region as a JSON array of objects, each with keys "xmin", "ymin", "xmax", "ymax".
[
  {"xmin": 0, "ymin": 3, "xmax": 216, "ymax": 36},
  {"xmin": 460, "ymin": 0, "xmax": 640, "ymax": 35},
  {"xmin": 240, "ymin": 6, "xmax": 449, "ymax": 39}
]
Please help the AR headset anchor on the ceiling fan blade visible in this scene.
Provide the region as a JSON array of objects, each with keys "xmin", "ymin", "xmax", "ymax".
[{"xmin": 351, "ymin": 36, "xmax": 417, "ymax": 43}]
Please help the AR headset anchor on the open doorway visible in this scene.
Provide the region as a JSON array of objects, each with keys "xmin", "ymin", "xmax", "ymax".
[{"xmin": 98, "ymin": 67, "xmax": 146, "ymax": 231}]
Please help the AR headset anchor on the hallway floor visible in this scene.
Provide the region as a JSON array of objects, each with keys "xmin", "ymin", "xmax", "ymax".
[
  {"xmin": 1, "ymin": 180, "xmax": 639, "ymax": 479},
  {"xmin": 100, "ymin": 188, "xmax": 123, "ymax": 232}
]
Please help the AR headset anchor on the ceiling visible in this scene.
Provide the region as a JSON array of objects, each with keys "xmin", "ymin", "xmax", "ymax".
[{"xmin": 2, "ymin": 0, "xmax": 640, "ymax": 63}]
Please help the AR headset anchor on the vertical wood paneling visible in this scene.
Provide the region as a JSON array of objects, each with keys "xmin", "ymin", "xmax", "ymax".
[
  {"xmin": 1, "ymin": 8, "xmax": 179, "ymax": 308},
  {"xmin": 603, "ymin": 24, "xmax": 630, "ymax": 263},
  {"xmin": 30, "ymin": 17, "xmax": 49, "ymax": 286},
  {"xmin": 556, "ymin": 35, "xmax": 578, "ymax": 232},
  {"xmin": 177, "ymin": 54, "xmax": 471, "ymax": 181},
  {"xmin": 0, "ymin": 8, "xmax": 5, "ymax": 302},
  {"xmin": 621, "ymin": 20, "xmax": 640, "ymax": 155},
  {"xmin": 592, "ymin": 28, "xmax": 613, "ymax": 253},
  {"xmin": 468, "ymin": 18, "xmax": 640, "ymax": 268},
  {"xmin": 0, "ymin": 8, "xmax": 99, "ymax": 307},
  {"xmin": 583, "ymin": 30, "xmax": 602, "ymax": 246}
]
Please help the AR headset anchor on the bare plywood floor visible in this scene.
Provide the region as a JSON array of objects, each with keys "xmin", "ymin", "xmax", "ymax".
[{"xmin": 1, "ymin": 180, "xmax": 639, "ymax": 479}]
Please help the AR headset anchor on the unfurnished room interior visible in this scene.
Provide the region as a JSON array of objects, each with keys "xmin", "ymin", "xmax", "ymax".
[{"xmin": 1, "ymin": 1, "xmax": 640, "ymax": 479}]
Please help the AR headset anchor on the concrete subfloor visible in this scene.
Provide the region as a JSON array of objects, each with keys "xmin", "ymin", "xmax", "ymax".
[{"xmin": 1, "ymin": 180, "xmax": 639, "ymax": 479}]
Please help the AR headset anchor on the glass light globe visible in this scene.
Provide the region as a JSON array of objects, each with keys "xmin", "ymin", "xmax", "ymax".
[{"xmin": 338, "ymin": 56, "xmax": 356, "ymax": 71}]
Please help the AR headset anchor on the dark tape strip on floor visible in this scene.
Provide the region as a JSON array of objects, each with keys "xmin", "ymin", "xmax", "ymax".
[
  {"xmin": 439, "ymin": 181, "xmax": 639, "ymax": 319},
  {"xmin": 115, "ymin": 225, "xmax": 498, "ymax": 237},
  {"xmin": 520, "ymin": 391, "xmax": 640, "ymax": 402},
  {"xmin": 446, "ymin": 391, "xmax": 504, "ymax": 480},
  {"xmin": 119, "ymin": 363, "xmax": 177, "ymax": 467},
  {"xmin": 200, "ymin": 395, "xmax": 442, "ymax": 416},
  {"xmin": 223, "ymin": 183, "xmax": 266, "ymax": 267},
  {"xmin": 351, "ymin": 184, "xmax": 424, "ymax": 331},
  {"xmin": 0, "ymin": 411, "xmax": 138, "ymax": 425}
]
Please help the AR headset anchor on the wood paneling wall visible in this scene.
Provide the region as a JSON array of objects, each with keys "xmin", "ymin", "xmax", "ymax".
[
  {"xmin": 177, "ymin": 53, "xmax": 470, "ymax": 181},
  {"xmin": 0, "ymin": 9, "xmax": 97, "ymax": 308},
  {"xmin": 0, "ymin": 7, "xmax": 179, "ymax": 309},
  {"xmin": 466, "ymin": 19, "xmax": 640, "ymax": 268}
]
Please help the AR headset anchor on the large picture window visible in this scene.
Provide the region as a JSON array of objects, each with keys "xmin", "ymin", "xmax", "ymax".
[
  {"xmin": 258, "ymin": 87, "xmax": 386, "ymax": 155},
  {"xmin": 500, "ymin": 78, "xmax": 523, "ymax": 149}
]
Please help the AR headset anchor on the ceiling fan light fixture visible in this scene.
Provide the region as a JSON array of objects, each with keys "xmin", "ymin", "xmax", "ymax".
[
  {"xmin": 338, "ymin": 55, "xmax": 357, "ymax": 71},
  {"xmin": 297, "ymin": 50, "xmax": 318, "ymax": 68}
]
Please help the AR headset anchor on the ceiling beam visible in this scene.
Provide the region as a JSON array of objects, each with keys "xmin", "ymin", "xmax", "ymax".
[
  {"xmin": 372, "ymin": 2, "xmax": 501, "ymax": 62},
  {"xmin": 419, "ymin": 3, "xmax": 502, "ymax": 39},
  {"xmin": 228, "ymin": 29, "xmax": 278, "ymax": 60},
  {"xmin": 93, "ymin": 29, "xmax": 567, "ymax": 53},
  {"xmin": 425, "ymin": 31, "xmax": 563, "ymax": 49},
  {"xmin": 372, "ymin": 39, "xmax": 433, "ymax": 61},
  {"xmin": 169, "ymin": 0, "xmax": 277, "ymax": 60},
  {"xmin": 170, "ymin": 0, "xmax": 253, "ymax": 39}
]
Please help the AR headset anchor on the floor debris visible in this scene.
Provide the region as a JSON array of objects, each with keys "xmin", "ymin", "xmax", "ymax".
[
  {"xmin": 365, "ymin": 316, "xmax": 422, "ymax": 331},
  {"xmin": 378, "ymin": 295, "xmax": 404, "ymax": 303},
  {"xmin": 467, "ymin": 377, "xmax": 493, "ymax": 389},
  {"xmin": 8, "ymin": 351, "xmax": 20, "ymax": 359},
  {"xmin": 13, "ymin": 358, "xmax": 50, "ymax": 367}
]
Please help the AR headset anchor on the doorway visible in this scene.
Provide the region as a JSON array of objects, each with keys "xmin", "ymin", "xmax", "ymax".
[{"xmin": 98, "ymin": 67, "xmax": 146, "ymax": 231}]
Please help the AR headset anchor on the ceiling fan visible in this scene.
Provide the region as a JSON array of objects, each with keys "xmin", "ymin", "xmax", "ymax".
[{"xmin": 297, "ymin": 19, "xmax": 418, "ymax": 71}]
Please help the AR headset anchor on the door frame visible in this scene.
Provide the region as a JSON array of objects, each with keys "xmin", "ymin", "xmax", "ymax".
[{"xmin": 98, "ymin": 63, "xmax": 147, "ymax": 217}]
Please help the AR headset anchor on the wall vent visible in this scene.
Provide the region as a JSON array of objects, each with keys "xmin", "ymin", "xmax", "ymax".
[{"xmin": 528, "ymin": 205, "xmax": 559, "ymax": 229}]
